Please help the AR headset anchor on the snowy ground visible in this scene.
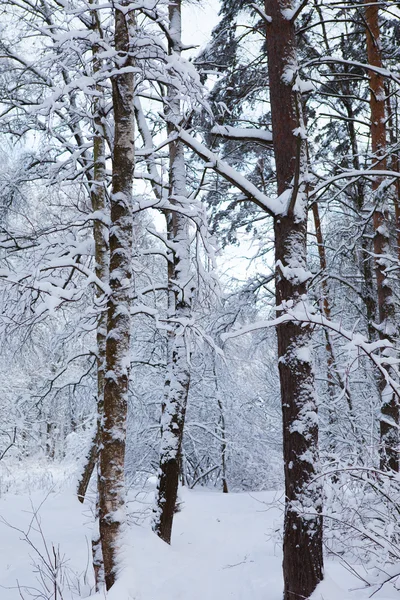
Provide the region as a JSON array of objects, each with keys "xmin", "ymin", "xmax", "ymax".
[{"xmin": 0, "ymin": 472, "xmax": 399, "ymax": 600}]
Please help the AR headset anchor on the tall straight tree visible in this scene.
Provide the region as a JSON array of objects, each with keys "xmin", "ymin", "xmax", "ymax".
[
  {"xmin": 98, "ymin": 1, "xmax": 135, "ymax": 589},
  {"xmin": 79, "ymin": 2, "xmax": 109, "ymax": 588},
  {"xmin": 152, "ymin": 0, "xmax": 194, "ymax": 545},
  {"xmin": 77, "ymin": 1, "xmax": 109, "ymax": 512},
  {"xmin": 264, "ymin": 0, "xmax": 324, "ymax": 597},
  {"xmin": 178, "ymin": 40, "xmax": 324, "ymax": 595},
  {"xmin": 365, "ymin": 0, "xmax": 399, "ymax": 472}
]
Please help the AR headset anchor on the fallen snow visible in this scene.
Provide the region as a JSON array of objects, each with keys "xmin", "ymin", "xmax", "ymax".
[{"xmin": 0, "ymin": 476, "xmax": 398, "ymax": 600}]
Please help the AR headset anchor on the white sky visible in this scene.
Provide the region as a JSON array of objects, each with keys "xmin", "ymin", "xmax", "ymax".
[{"xmin": 182, "ymin": 0, "xmax": 220, "ymax": 54}]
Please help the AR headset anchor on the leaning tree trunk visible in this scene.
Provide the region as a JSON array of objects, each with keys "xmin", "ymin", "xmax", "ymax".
[
  {"xmin": 264, "ymin": 1, "xmax": 324, "ymax": 597},
  {"xmin": 98, "ymin": 2, "xmax": 135, "ymax": 590},
  {"xmin": 152, "ymin": 0, "xmax": 193, "ymax": 545},
  {"xmin": 365, "ymin": 0, "xmax": 399, "ymax": 472}
]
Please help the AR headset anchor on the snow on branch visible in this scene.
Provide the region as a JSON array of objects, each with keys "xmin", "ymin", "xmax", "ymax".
[
  {"xmin": 177, "ymin": 128, "xmax": 285, "ymax": 217},
  {"xmin": 222, "ymin": 302, "xmax": 400, "ymax": 400},
  {"xmin": 310, "ymin": 170, "xmax": 400, "ymax": 198},
  {"xmin": 210, "ymin": 125, "xmax": 273, "ymax": 146},
  {"xmin": 305, "ymin": 56, "xmax": 400, "ymax": 86}
]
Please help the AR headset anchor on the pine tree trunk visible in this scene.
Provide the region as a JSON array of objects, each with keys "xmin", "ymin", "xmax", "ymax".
[
  {"xmin": 98, "ymin": 3, "xmax": 135, "ymax": 589},
  {"xmin": 365, "ymin": 0, "xmax": 399, "ymax": 472},
  {"xmin": 152, "ymin": 0, "xmax": 193, "ymax": 545},
  {"xmin": 264, "ymin": 1, "xmax": 323, "ymax": 597}
]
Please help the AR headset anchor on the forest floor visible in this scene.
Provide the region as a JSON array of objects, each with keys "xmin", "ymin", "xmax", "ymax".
[{"xmin": 0, "ymin": 464, "xmax": 399, "ymax": 600}]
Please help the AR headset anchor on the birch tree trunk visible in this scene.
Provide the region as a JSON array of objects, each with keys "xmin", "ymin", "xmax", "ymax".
[
  {"xmin": 98, "ymin": 2, "xmax": 135, "ymax": 589},
  {"xmin": 89, "ymin": 6, "xmax": 109, "ymax": 588},
  {"xmin": 264, "ymin": 1, "xmax": 323, "ymax": 597},
  {"xmin": 365, "ymin": 0, "xmax": 399, "ymax": 472},
  {"xmin": 212, "ymin": 347, "xmax": 228, "ymax": 494},
  {"xmin": 152, "ymin": 0, "xmax": 193, "ymax": 545},
  {"xmin": 77, "ymin": 1, "xmax": 109, "ymax": 510},
  {"xmin": 215, "ymin": 367, "xmax": 228, "ymax": 494}
]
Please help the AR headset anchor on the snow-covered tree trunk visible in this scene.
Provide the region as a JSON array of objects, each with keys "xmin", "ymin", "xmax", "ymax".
[
  {"xmin": 77, "ymin": 1, "xmax": 109, "ymax": 510},
  {"xmin": 73, "ymin": 5, "xmax": 109, "ymax": 585},
  {"xmin": 215, "ymin": 360, "xmax": 228, "ymax": 494},
  {"xmin": 264, "ymin": 1, "xmax": 323, "ymax": 597},
  {"xmin": 152, "ymin": 0, "xmax": 193, "ymax": 545},
  {"xmin": 365, "ymin": 0, "xmax": 399, "ymax": 472},
  {"xmin": 98, "ymin": 2, "xmax": 135, "ymax": 589},
  {"xmin": 89, "ymin": 7, "xmax": 109, "ymax": 588},
  {"xmin": 91, "ymin": 0, "xmax": 109, "ymax": 463}
]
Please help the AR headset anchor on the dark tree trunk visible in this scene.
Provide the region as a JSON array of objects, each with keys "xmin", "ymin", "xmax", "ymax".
[
  {"xmin": 274, "ymin": 216, "xmax": 324, "ymax": 600},
  {"xmin": 365, "ymin": 0, "xmax": 399, "ymax": 472},
  {"xmin": 214, "ymin": 358, "xmax": 228, "ymax": 493},
  {"xmin": 217, "ymin": 393, "xmax": 229, "ymax": 494},
  {"xmin": 98, "ymin": 3, "xmax": 135, "ymax": 589},
  {"xmin": 264, "ymin": 0, "xmax": 324, "ymax": 597}
]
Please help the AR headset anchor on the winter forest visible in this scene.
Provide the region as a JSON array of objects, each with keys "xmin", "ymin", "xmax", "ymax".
[{"xmin": 0, "ymin": 0, "xmax": 400, "ymax": 598}]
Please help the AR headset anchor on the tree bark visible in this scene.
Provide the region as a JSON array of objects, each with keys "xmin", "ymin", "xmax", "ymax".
[
  {"xmin": 77, "ymin": 1, "xmax": 109, "ymax": 509},
  {"xmin": 98, "ymin": 2, "xmax": 135, "ymax": 589},
  {"xmin": 77, "ymin": 429, "xmax": 99, "ymax": 503},
  {"xmin": 265, "ymin": 1, "xmax": 324, "ymax": 597},
  {"xmin": 365, "ymin": 0, "xmax": 399, "ymax": 472},
  {"xmin": 90, "ymin": 27, "xmax": 109, "ymax": 583},
  {"xmin": 73, "ymin": 5, "xmax": 110, "ymax": 588},
  {"xmin": 214, "ymin": 357, "xmax": 228, "ymax": 493},
  {"xmin": 152, "ymin": 0, "xmax": 193, "ymax": 545}
]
